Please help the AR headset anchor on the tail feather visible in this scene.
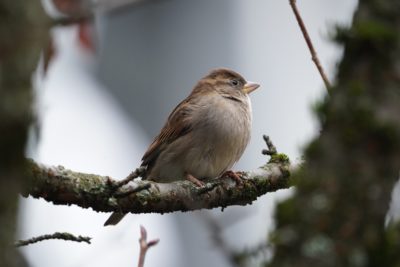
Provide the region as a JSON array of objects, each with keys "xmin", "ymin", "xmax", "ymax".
[{"xmin": 104, "ymin": 212, "xmax": 126, "ymax": 226}]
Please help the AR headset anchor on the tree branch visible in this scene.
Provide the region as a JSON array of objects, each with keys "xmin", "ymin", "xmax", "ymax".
[
  {"xmin": 289, "ymin": 0, "xmax": 332, "ymax": 92},
  {"xmin": 22, "ymin": 156, "xmax": 291, "ymax": 215},
  {"xmin": 15, "ymin": 232, "xmax": 91, "ymax": 247}
]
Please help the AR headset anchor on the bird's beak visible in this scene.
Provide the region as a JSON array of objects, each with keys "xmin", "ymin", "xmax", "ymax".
[{"xmin": 242, "ymin": 82, "xmax": 260, "ymax": 94}]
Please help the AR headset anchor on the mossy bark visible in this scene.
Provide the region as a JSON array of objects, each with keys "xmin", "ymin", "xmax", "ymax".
[
  {"xmin": 269, "ymin": 0, "xmax": 400, "ymax": 266},
  {"xmin": 23, "ymin": 159, "xmax": 291, "ymax": 214}
]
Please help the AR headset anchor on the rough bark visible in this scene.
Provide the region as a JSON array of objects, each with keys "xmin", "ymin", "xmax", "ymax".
[
  {"xmin": 23, "ymin": 156, "xmax": 291, "ymax": 214},
  {"xmin": 268, "ymin": 0, "xmax": 400, "ymax": 266}
]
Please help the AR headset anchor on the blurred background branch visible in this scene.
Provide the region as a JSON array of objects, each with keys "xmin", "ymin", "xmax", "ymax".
[
  {"xmin": 15, "ymin": 232, "xmax": 91, "ymax": 247},
  {"xmin": 137, "ymin": 226, "xmax": 159, "ymax": 267},
  {"xmin": 0, "ymin": 2, "xmax": 50, "ymax": 267}
]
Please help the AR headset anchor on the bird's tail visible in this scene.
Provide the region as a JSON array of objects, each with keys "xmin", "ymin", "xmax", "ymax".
[{"xmin": 104, "ymin": 212, "xmax": 126, "ymax": 226}]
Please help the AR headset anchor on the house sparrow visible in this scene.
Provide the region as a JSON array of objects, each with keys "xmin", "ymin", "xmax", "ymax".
[{"xmin": 104, "ymin": 68, "xmax": 260, "ymax": 226}]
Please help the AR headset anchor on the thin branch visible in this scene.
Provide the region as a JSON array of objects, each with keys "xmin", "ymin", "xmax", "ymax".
[
  {"xmin": 289, "ymin": 0, "xmax": 332, "ymax": 92},
  {"xmin": 137, "ymin": 226, "xmax": 159, "ymax": 267},
  {"xmin": 15, "ymin": 232, "xmax": 91, "ymax": 247},
  {"xmin": 113, "ymin": 167, "xmax": 146, "ymax": 189}
]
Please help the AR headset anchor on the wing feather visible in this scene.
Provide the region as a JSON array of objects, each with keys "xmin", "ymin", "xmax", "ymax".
[
  {"xmin": 141, "ymin": 82, "xmax": 214, "ymax": 177},
  {"xmin": 141, "ymin": 97, "xmax": 193, "ymax": 173}
]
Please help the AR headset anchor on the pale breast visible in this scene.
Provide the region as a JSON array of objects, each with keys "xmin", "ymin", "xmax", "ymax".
[
  {"xmin": 185, "ymin": 94, "xmax": 252, "ymax": 178},
  {"xmin": 148, "ymin": 93, "xmax": 252, "ymax": 182}
]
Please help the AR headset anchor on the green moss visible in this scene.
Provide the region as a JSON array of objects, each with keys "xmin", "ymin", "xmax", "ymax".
[
  {"xmin": 355, "ymin": 20, "xmax": 397, "ymax": 42},
  {"xmin": 334, "ymin": 20, "xmax": 398, "ymax": 45},
  {"xmin": 241, "ymin": 182, "xmax": 259, "ymax": 199},
  {"xmin": 252, "ymin": 175, "xmax": 269, "ymax": 187},
  {"xmin": 268, "ymin": 153, "xmax": 290, "ymax": 164}
]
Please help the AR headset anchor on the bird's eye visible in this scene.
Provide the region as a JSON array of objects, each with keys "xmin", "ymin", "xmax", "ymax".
[{"xmin": 230, "ymin": 80, "xmax": 239, "ymax": 86}]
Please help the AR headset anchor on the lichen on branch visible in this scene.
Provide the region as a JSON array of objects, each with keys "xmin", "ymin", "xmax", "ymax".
[{"xmin": 22, "ymin": 156, "xmax": 291, "ymax": 215}]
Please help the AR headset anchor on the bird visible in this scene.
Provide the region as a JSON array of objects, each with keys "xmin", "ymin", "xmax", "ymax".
[{"xmin": 104, "ymin": 68, "xmax": 260, "ymax": 226}]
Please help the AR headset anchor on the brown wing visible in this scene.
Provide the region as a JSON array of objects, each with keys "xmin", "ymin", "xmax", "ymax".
[{"xmin": 141, "ymin": 97, "xmax": 194, "ymax": 175}]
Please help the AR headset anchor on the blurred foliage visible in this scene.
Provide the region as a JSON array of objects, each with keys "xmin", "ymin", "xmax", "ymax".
[
  {"xmin": 0, "ymin": 1, "xmax": 49, "ymax": 266},
  {"xmin": 267, "ymin": 0, "xmax": 400, "ymax": 266}
]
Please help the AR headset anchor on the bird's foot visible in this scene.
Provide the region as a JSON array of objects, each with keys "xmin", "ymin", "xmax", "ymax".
[
  {"xmin": 222, "ymin": 170, "xmax": 243, "ymax": 185},
  {"xmin": 185, "ymin": 173, "xmax": 205, "ymax": 187}
]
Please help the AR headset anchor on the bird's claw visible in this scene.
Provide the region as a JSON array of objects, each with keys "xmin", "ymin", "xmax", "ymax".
[{"xmin": 185, "ymin": 173, "xmax": 205, "ymax": 187}]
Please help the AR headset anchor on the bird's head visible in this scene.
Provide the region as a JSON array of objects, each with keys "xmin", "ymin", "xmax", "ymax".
[{"xmin": 203, "ymin": 68, "xmax": 260, "ymax": 97}]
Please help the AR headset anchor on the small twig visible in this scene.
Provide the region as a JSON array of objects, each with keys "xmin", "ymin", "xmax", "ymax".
[
  {"xmin": 262, "ymin": 135, "xmax": 277, "ymax": 156},
  {"xmin": 105, "ymin": 167, "xmax": 148, "ymax": 201},
  {"xmin": 15, "ymin": 232, "xmax": 91, "ymax": 247},
  {"xmin": 113, "ymin": 166, "xmax": 146, "ymax": 189},
  {"xmin": 289, "ymin": 0, "xmax": 332, "ymax": 92},
  {"xmin": 137, "ymin": 226, "xmax": 159, "ymax": 267}
]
